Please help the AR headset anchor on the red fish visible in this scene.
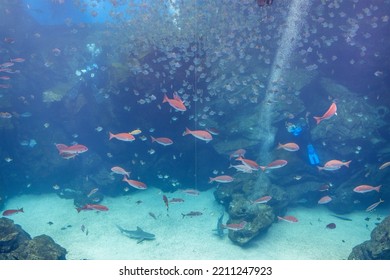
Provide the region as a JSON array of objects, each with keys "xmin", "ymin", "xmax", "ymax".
[
  {"xmin": 163, "ymin": 92, "xmax": 186, "ymax": 111},
  {"xmin": 318, "ymin": 195, "xmax": 332, "ymax": 204},
  {"xmin": 277, "ymin": 142, "xmax": 299, "ymax": 152},
  {"xmin": 162, "ymin": 195, "xmax": 169, "ymax": 211},
  {"xmin": 55, "ymin": 144, "xmax": 88, "ymax": 155},
  {"xmin": 183, "ymin": 127, "xmax": 212, "ymax": 142},
  {"xmin": 260, "ymin": 159, "xmax": 288, "ymax": 171},
  {"xmin": 229, "ymin": 148, "xmax": 246, "ymax": 159},
  {"xmin": 353, "ymin": 185, "xmax": 381, "ymax": 193},
  {"xmin": 318, "ymin": 160, "xmax": 351, "ymax": 171},
  {"xmin": 209, "ymin": 175, "xmax": 234, "ymax": 183},
  {"xmin": 111, "ymin": 166, "xmax": 130, "ymax": 177},
  {"xmin": 313, "ymin": 102, "xmax": 337, "ymax": 124},
  {"xmin": 277, "ymin": 215, "xmax": 298, "ymax": 223},
  {"xmin": 2, "ymin": 208, "xmax": 23, "ymax": 216},
  {"xmin": 251, "ymin": 196, "xmax": 272, "ymax": 204},
  {"xmin": 109, "ymin": 132, "xmax": 135, "ymax": 142},
  {"xmin": 223, "ymin": 221, "xmax": 247, "ymax": 231},
  {"xmin": 236, "ymin": 156, "xmax": 260, "ymax": 171},
  {"xmin": 76, "ymin": 204, "xmax": 108, "ymax": 212},
  {"xmin": 122, "ymin": 176, "xmax": 147, "ymax": 190},
  {"xmin": 151, "ymin": 136, "xmax": 173, "ymax": 146}
]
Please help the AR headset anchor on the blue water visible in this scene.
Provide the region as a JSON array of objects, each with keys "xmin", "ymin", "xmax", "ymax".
[{"xmin": 0, "ymin": 0, "xmax": 389, "ymax": 258}]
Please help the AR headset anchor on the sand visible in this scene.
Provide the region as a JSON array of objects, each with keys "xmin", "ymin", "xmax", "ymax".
[{"xmin": 3, "ymin": 188, "xmax": 387, "ymax": 260}]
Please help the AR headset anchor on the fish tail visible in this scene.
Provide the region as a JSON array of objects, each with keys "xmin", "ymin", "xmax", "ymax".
[
  {"xmin": 260, "ymin": 166, "xmax": 266, "ymax": 172},
  {"xmin": 208, "ymin": 177, "xmax": 214, "ymax": 183},
  {"xmin": 345, "ymin": 160, "xmax": 352, "ymax": 168},
  {"xmin": 109, "ymin": 132, "xmax": 114, "ymax": 140},
  {"xmin": 376, "ymin": 185, "xmax": 382, "ymax": 192},
  {"xmin": 150, "ymin": 136, "xmax": 156, "ymax": 142},
  {"xmin": 20, "ymin": 207, "xmax": 24, "ymax": 213},
  {"xmin": 162, "ymin": 94, "xmax": 168, "ymax": 103},
  {"xmin": 76, "ymin": 207, "xmax": 81, "ymax": 213},
  {"xmin": 182, "ymin": 127, "xmax": 190, "ymax": 136},
  {"xmin": 277, "ymin": 143, "xmax": 282, "ymax": 149},
  {"xmin": 313, "ymin": 116, "xmax": 321, "ymax": 125},
  {"xmin": 181, "ymin": 213, "xmax": 185, "ymax": 219}
]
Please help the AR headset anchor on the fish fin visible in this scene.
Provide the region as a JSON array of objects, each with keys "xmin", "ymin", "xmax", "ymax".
[
  {"xmin": 313, "ymin": 116, "xmax": 321, "ymax": 125},
  {"xmin": 162, "ymin": 94, "xmax": 168, "ymax": 103},
  {"xmin": 137, "ymin": 238, "xmax": 144, "ymax": 244}
]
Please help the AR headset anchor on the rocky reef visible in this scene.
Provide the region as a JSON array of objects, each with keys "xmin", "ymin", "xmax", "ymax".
[
  {"xmin": 348, "ymin": 216, "xmax": 390, "ymax": 260},
  {"xmin": 0, "ymin": 217, "xmax": 67, "ymax": 260}
]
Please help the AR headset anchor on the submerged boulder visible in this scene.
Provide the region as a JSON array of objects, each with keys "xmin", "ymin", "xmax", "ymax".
[
  {"xmin": 0, "ymin": 217, "xmax": 67, "ymax": 260},
  {"xmin": 348, "ymin": 216, "xmax": 390, "ymax": 260}
]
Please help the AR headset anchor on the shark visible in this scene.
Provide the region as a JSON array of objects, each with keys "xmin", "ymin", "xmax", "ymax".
[{"xmin": 116, "ymin": 225, "xmax": 156, "ymax": 243}]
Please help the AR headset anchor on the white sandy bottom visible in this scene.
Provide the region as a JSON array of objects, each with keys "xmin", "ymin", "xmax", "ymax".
[{"xmin": 3, "ymin": 189, "xmax": 387, "ymax": 260}]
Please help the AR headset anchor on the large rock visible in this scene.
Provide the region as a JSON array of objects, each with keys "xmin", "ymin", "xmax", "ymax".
[
  {"xmin": 0, "ymin": 217, "xmax": 67, "ymax": 260},
  {"xmin": 348, "ymin": 216, "xmax": 390, "ymax": 260}
]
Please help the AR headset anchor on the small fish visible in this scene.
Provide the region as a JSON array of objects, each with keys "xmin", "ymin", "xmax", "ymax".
[
  {"xmin": 209, "ymin": 175, "xmax": 234, "ymax": 183},
  {"xmin": 251, "ymin": 195, "xmax": 272, "ymax": 204},
  {"xmin": 379, "ymin": 162, "xmax": 390, "ymax": 170},
  {"xmin": 366, "ymin": 199, "xmax": 384, "ymax": 212},
  {"xmin": 162, "ymin": 195, "xmax": 169, "ymax": 211},
  {"xmin": 151, "ymin": 136, "xmax": 173, "ymax": 146},
  {"xmin": 148, "ymin": 212, "xmax": 157, "ymax": 220},
  {"xmin": 318, "ymin": 184, "xmax": 330, "ymax": 192},
  {"xmin": 353, "ymin": 185, "xmax": 381, "ymax": 193},
  {"xmin": 260, "ymin": 159, "xmax": 288, "ymax": 172},
  {"xmin": 277, "ymin": 215, "xmax": 298, "ymax": 223},
  {"xmin": 163, "ymin": 92, "xmax": 186, "ymax": 111},
  {"xmin": 76, "ymin": 204, "xmax": 108, "ymax": 212},
  {"xmin": 229, "ymin": 149, "xmax": 246, "ymax": 159},
  {"xmin": 95, "ymin": 126, "xmax": 103, "ymax": 132},
  {"xmin": 122, "ymin": 177, "xmax": 147, "ymax": 190},
  {"xmin": 183, "ymin": 127, "xmax": 212, "ymax": 142},
  {"xmin": 223, "ymin": 221, "xmax": 247, "ymax": 231},
  {"xmin": 313, "ymin": 102, "xmax": 337, "ymax": 125},
  {"xmin": 277, "ymin": 142, "xmax": 300, "ymax": 152},
  {"xmin": 169, "ymin": 198, "xmax": 184, "ymax": 203},
  {"xmin": 181, "ymin": 189, "xmax": 200, "ymax": 196},
  {"xmin": 329, "ymin": 214, "xmax": 352, "ymax": 221},
  {"xmin": 2, "ymin": 208, "xmax": 24, "ymax": 216},
  {"xmin": 87, "ymin": 188, "xmax": 99, "ymax": 197},
  {"xmin": 109, "ymin": 132, "xmax": 135, "ymax": 142},
  {"xmin": 81, "ymin": 224, "xmax": 85, "ymax": 232},
  {"xmin": 129, "ymin": 129, "xmax": 142, "ymax": 135},
  {"xmin": 318, "ymin": 195, "xmax": 332, "ymax": 204},
  {"xmin": 181, "ymin": 211, "xmax": 203, "ymax": 218},
  {"xmin": 111, "ymin": 166, "xmax": 130, "ymax": 177}
]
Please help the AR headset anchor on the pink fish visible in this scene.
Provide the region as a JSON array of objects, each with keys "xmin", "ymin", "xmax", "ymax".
[
  {"xmin": 353, "ymin": 185, "xmax": 381, "ymax": 193},
  {"xmin": 2, "ymin": 208, "xmax": 23, "ymax": 216},
  {"xmin": 229, "ymin": 164, "xmax": 253, "ymax": 173},
  {"xmin": 236, "ymin": 156, "xmax": 260, "ymax": 171},
  {"xmin": 183, "ymin": 127, "xmax": 212, "ymax": 142},
  {"xmin": 76, "ymin": 204, "xmax": 108, "ymax": 212},
  {"xmin": 223, "ymin": 221, "xmax": 247, "ymax": 231},
  {"xmin": 111, "ymin": 166, "xmax": 130, "ymax": 177},
  {"xmin": 318, "ymin": 160, "xmax": 351, "ymax": 171},
  {"xmin": 163, "ymin": 92, "xmax": 186, "ymax": 111},
  {"xmin": 181, "ymin": 189, "xmax": 200, "ymax": 196},
  {"xmin": 209, "ymin": 175, "xmax": 234, "ymax": 183},
  {"xmin": 109, "ymin": 132, "xmax": 135, "ymax": 142},
  {"xmin": 10, "ymin": 58, "xmax": 25, "ymax": 63},
  {"xmin": 318, "ymin": 195, "xmax": 332, "ymax": 204},
  {"xmin": 151, "ymin": 136, "xmax": 173, "ymax": 146},
  {"xmin": 56, "ymin": 144, "xmax": 88, "ymax": 155},
  {"xmin": 122, "ymin": 176, "xmax": 147, "ymax": 190},
  {"xmin": 260, "ymin": 159, "xmax": 287, "ymax": 172},
  {"xmin": 277, "ymin": 142, "xmax": 299, "ymax": 152},
  {"xmin": 277, "ymin": 215, "xmax": 298, "ymax": 223},
  {"xmin": 313, "ymin": 102, "xmax": 337, "ymax": 124},
  {"xmin": 251, "ymin": 195, "xmax": 272, "ymax": 204},
  {"xmin": 229, "ymin": 149, "xmax": 246, "ymax": 159}
]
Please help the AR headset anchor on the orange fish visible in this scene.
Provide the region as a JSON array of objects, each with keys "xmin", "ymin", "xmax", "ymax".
[
  {"xmin": 183, "ymin": 127, "xmax": 212, "ymax": 142},
  {"xmin": 353, "ymin": 185, "xmax": 381, "ymax": 193},
  {"xmin": 277, "ymin": 215, "xmax": 298, "ymax": 223},
  {"xmin": 313, "ymin": 102, "xmax": 337, "ymax": 124},
  {"xmin": 277, "ymin": 142, "xmax": 299, "ymax": 152},
  {"xmin": 55, "ymin": 144, "xmax": 88, "ymax": 155},
  {"xmin": 260, "ymin": 159, "xmax": 287, "ymax": 171},
  {"xmin": 122, "ymin": 176, "xmax": 147, "ymax": 190},
  {"xmin": 318, "ymin": 160, "xmax": 351, "ymax": 171},
  {"xmin": 229, "ymin": 149, "xmax": 246, "ymax": 159},
  {"xmin": 318, "ymin": 195, "xmax": 332, "ymax": 204},
  {"xmin": 251, "ymin": 196, "xmax": 272, "ymax": 204},
  {"xmin": 163, "ymin": 92, "xmax": 186, "ymax": 111},
  {"xmin": 109, "ymin": 132, "xmax": 135, "ymax": 142},
  {"xmin": 236, "ymin": 156, "xmax": 260, "ymax": 171},
  {"xmin": 2, "ymin": 208, "xmax": 23, "ymax": 216},
  {"xmin": 209, "ymin": 175, "xmax": 234, "ymax": 183}
]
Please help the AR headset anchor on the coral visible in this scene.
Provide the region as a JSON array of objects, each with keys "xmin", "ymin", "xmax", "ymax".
[{"xmin": 348, "ymin": 216, "xmax": 390, "ymax": 260}]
